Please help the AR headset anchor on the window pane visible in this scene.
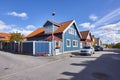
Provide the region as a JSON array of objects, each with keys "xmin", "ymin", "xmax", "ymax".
[
  {"xmin": 73, "ymin": 41, "xmax": 75, "ymax": 46},
  {"xmin": 67, "ymin": 39, "xmax": 70, "ymax": 47}
]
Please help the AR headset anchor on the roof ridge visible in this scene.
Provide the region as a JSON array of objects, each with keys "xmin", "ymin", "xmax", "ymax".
[
  {"xmin": 59, "ymin": 20, "xmax": 74, "ymax": 24},
  {"xmin": 44, "ymin": 20, "xmax": 60, "ymax": 26}
]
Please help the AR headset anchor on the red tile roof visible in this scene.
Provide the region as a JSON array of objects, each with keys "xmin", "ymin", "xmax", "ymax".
[
  {"xmin": 0, "ymin": 32, "xmax": 11, "ymax": 41},
  {"xmin": 54, "ymin": 20, "xmax": 73, "ymax": 33},
  {"xmin": 45, "ymin": 35, "xmax": 61, "ymax": 41},
  {"xmin": 27, "ymin": 27, "xmax": 45, "ymax": 38},
  {"xmin": 27, "ymin": 20, "xmax": 73, "ymax": 38},
  {"xmin": 80, "ymin": 30, "xmax": 93, "ymax": 42},
  {"xmin": 80, "ymin": 30, "xmax": 89, "ymax": 40}
]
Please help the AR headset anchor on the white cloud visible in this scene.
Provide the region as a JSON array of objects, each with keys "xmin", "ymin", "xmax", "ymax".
[
  {"xmin": 94, "ymin": 8, "xmax": 120, "ymax": 27},
  {"xmin": 80, "ymin": 22, "xmax": 95, "ymax": 29},
  {"xmin": 10, "ymin": 28, "xmax": 32, "ymax": 36},
  {"xmin": 0, "ymin": 20, "xmax": 34, "ymax": 36},
  {"xmin": 99, "ymin": 22, "xmax": 120, "ymax": 31},
  {"xmin": 26, "ymin": 25, "xmax": 36, "ymax": 30},
  {"xmin": 92, "ymin": 22, "xmax": 120, "ymax": 43},
  {"xmin": 80, "ymin": 8, "xmax": 120, "ymax": 43},
  {"xmin": 0, "ymin": 20, "xmax": 12, "ymax": 31},
  {"xmin": 8, "ymin": 11, "xmax": 28, "ymax": 19},
  {"xmin": 89, "ymin": 14, "xmax": 98, "ymax": 21},
  {"xmin": 9, "ymin": 25, "xmax": 36, "ymax": 36}
]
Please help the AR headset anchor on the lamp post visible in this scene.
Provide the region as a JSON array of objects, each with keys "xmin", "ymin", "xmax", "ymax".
[{"xmin": 52, "ymin": 12, "xmax": 55, "ymax": 56}]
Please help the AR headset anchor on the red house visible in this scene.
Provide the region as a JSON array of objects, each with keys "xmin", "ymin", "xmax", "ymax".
[{"xmin": 80, "ymin": 30, "xmax": 93, "ymax": 47}]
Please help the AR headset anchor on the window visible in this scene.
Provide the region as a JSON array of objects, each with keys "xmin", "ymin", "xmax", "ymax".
[
  {"xmin": 66, "ymin": 39, "xmax": 71, "ymax": 47},
  {"xmin": 73, "ymin": 40, "xmax": 78, "ymax": 47},
  {"xmin": 55, "ymin": 41, "xmax": 60, "ymax": 49},
  {"xmin": 69, "ymin": 28, "xmax": 77, "ymax": 35},
  {"xmin": 69, "ymin": 28, "xmax": 75, "ymax": 35}
]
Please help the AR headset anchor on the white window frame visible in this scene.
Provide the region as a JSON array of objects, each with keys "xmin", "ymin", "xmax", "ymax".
[
  {"xmin": 73, "ymin": 40, "xmax": 78, "ymax": 47},
  {"xmin": 69, "ymin": 28, "xmax": 75, "ymax": 35},
  {"xmin": 66, "ymin": 39, "xmax": 71, "ymax": 47}
]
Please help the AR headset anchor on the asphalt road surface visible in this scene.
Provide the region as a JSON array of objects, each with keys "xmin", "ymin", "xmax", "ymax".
[{"xmin": 0, "ymin": 48, "xmax": 120, "ymax": 80}]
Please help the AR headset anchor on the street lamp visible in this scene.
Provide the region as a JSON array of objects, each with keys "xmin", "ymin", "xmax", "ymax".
[{"xmin": 52, "ymin": 12, "xmax": 55, "ymax": 56}]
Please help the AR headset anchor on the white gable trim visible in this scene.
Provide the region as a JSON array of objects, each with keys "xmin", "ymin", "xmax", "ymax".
[
  {"xmin": 74, "ymin": 21, "xmax": 82, "ymax": 38},
  {"xmin": 63, "ymin": 20, "xmax": 74, "ymax": 33},
  {"xmin": 63, "ymin": 20, "xmax": 81, "ymax": 38},
  {"xmin": 87, "ymin": 33, "xmax": 91, "ymax": 39}
]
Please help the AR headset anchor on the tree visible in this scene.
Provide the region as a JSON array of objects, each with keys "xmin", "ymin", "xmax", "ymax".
[
  {"xmin": 113, "ymin": 42, "xmax": 120, "ymax": 48},
  {"xmin": 106, "ymin": 44, "xmax": 112, "ymax": 48},
  {"xmin": 10, "ymin": 32, "xmax": 23, "ymax": 42}
]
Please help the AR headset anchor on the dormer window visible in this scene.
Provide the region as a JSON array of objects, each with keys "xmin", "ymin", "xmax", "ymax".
[
  {"xmin": 45, "ymin": 26, "xmax": 53, "ymax": 34},
  {"xmin": 43, "ymin": 20, "xmax": 59, "ymax": 34}
]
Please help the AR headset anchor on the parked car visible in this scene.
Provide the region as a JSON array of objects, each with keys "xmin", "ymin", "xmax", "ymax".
[
  {"xmin": 94, "ymin": 46, "xmax": 103, "ymax": 51},
  {"xmin": 80, "ymin": 46, "xmax": 95, "ymax": 56}
]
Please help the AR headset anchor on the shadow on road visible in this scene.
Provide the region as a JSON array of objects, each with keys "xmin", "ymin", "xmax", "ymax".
[{"xmin": 61, "ymin": 50, "xmax": 120, "ymax": 80}]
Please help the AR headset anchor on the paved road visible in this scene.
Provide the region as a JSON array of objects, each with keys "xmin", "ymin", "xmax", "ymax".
[{"xmin": 0, "ymin": 49, "xmax": 120, "ymax": 80}]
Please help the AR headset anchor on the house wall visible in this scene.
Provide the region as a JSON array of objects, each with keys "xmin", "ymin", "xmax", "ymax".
[
  {"xmin": 44, "ymin": 21, "xmax": 58, "ymax": 34},
  {"xmin": 35, "ymin": 41, "xmax": 51, "ymax": 55},
  {"xmin": 96, "ymin": 39, "xmax": 101, "ymax": 46},
  {"xmin": 63, "ymin": 23, "xmax": 80, "ymax": 52},
  {"xmin": 81, "ymin": 41, "xmax": 92, "ymax": 47},
  {"xmin": 81, "ymin": 34, "xmax": 92, "ymax": 47}
]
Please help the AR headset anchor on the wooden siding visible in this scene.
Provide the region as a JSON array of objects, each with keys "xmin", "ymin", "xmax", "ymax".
[
  {"xmin": 64, "ymin": 23, "xmax": 80, "ymax": 52},
  {"xmin": 35, "ymin": 41, "xmax": 51, "ymax": 55}
]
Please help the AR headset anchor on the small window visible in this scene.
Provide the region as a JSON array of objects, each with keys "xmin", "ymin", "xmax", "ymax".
[
  {"xmin": 69, "ymin": 28, "xmax": 74, "ymax": 35},
  {"xmin": 55, "ymin": 41, "xmax": 60, "ymax": 49},
  {"xmin": 72, "ymin": 29, "xmax": 74, "ymax": 34},
  {"xmin": 73, "ymin": 40, "xmax": 78, "ymax": 47},
  {"xmin": 66, "ymin": 39, "xmax": 71, "ymax": 47}
]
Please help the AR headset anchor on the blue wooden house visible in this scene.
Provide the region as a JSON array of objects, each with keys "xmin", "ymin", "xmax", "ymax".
[{"xmin": 26, "ymin": 20, "xmax": 81, "ymax": 55}]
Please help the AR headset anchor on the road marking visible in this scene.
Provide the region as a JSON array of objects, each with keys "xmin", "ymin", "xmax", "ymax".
[{"xmin": 0, "ymin": 58, "xmax": 64, "ymax": 80}]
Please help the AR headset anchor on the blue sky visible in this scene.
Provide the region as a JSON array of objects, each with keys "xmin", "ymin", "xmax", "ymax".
[{"xmin": 0, "ymin": 0, "xmax": 120, "ymax": 43}]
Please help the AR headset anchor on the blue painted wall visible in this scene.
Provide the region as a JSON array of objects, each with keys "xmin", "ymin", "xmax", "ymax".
[
  {"xmin": 64, "ymin": 23, "xmax": 80, "ymax": 52},
  {"xmin": 35, "ymin": 41, "xmax": 51, "ymax": 55}
]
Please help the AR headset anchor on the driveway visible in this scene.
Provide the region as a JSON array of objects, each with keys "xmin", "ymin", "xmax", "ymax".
[{"xmin": 0, "ymin": 49, "xmax": 120, "ymax": 80}]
